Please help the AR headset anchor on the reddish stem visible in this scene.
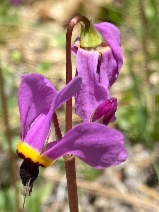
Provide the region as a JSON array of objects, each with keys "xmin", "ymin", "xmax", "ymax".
[
  {"xmin": 65, "ymin": 15, "xmax": 90, "ymax": 212},
  {"xmin": 66, "ymin": 15, "xmax": 90, "ymax": 131},
  {"xmin": 53, "ymin": 113, "xmax": 62, "ymax": 139}
]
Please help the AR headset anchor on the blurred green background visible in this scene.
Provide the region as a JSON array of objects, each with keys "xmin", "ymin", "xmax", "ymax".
[{"xmin": 0, "ymin": 0, "xmax": 159, "ymax": 211}]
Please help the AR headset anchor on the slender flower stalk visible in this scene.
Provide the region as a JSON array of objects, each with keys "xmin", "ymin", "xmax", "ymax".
[
  {"xmin": 53, "ymin": 113, "xmax": 62, "ymax": 140},
  {"xmin": 65, "ymin": 15, "xmax": 90, "ymax": 212},
  {"xmin": 66, "ymin": 15, "xmax": 90, "ymax": 131}
]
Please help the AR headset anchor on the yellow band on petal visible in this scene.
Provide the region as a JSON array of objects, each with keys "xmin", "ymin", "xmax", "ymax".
[{"xmin": 17, "ymin": 141, "xmax": 54, "ymax": 167}]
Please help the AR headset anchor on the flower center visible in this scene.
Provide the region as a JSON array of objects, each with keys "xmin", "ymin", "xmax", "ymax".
[{"xmin": 17, "ymin": 141, "xmax": 54, "ymax": 167}]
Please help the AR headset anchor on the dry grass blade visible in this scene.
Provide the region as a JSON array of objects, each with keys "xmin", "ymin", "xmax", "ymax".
[
  {"xmin": 43, "ymin": 169, "xmax": 159, "ymax": 211},
  {"xmin": 137, "ymin": 184, "xmax": 159, "ymax": 202}
]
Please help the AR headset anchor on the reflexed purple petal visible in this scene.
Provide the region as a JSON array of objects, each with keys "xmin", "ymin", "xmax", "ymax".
[
  {"xmin": 100, "ymin": 47, "xmax": 119, "ymax": 86},
  {"xmin": 43, "ymin": 123, "xmax": 127, "ymax": 169},
  {"xmin": 94, "ymin": 22, "xmax": 123, "ymax": 74},
  {"xmin": 55, "ymin": 76, "xmax": 82, "ymax": 109},
  {"xmin": 24, "ymin": 113, "xmax": 51, "ymax": 152},
  {"xmin": 20, "ymin": 75, "xmax": 82, "ymax": 152},
  {"xmin": 96, "ymin": 22, "xmax": 121, "ymax": 45},
  {"xmin": 75, "ymin": 48, "xmax": 110, "ymax": 122},
  {"xmin": 18, "ymin": 73, "xmax": 57, "ymax": 139},
  {"xmin": 92, "ymin": 98, "xmax": 117, "ymax": 125}
]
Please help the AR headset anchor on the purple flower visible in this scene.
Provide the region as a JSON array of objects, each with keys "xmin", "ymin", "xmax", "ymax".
[
  {"xmin": 72, "ymin": 22, "xmax": 123, "ymax": 124},
  {"xmin": 17, "ymin": 73, "xmax": 82, "ymax": 166},
  {"xmin": 42, "ymin": 122, "xmax": 127, "ymax": 169}
]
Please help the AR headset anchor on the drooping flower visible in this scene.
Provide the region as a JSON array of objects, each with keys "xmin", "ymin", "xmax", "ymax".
[
  {"xmin": 16, "ymin": 72, "xmax": 127, "ymax": 197},
  {"xmin": 16, "ymin": 73, "xmax": 82, "ymax": 195},
  {"xmin": 42, "ymin": 122, "xmax": 127, "ymax": 169},
  {"xmin": 72, "ymin": 22, "xmax": 123, "ymax": 124}
]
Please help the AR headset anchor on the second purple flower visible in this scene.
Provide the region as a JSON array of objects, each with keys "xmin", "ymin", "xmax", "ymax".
[{"xmin": 72, "ymin": 21, "xmax": 123, "ymax": 124}]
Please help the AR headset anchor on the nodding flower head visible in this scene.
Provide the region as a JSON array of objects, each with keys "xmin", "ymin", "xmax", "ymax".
[{"xmin": 72, "ymin": 21, "xmax": 123, "ymax": 123}]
